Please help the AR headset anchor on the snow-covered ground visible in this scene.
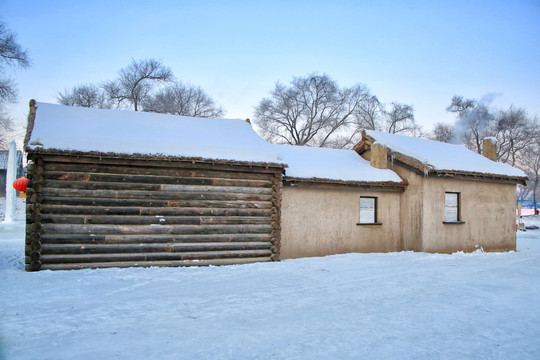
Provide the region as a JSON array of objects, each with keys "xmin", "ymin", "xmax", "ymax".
[{"xmin": 1, "ymin": 199, "xmax": 539, "ymax": 360}]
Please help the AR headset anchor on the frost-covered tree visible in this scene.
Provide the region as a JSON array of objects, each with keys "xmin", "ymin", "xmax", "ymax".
[
  {"xmin": 143, "ymin": 81, "xmax": 224, "ymax": 118},
  {"xmin": 447, "ymin": 95, "xmax": 539, "ymax": 165},
  {"xmin": 255, "ymin": 74, "xmax": 358, "ymax": 147},
  {"xmin": 384, "ymin": 102, "xmax": 418, "ymax": 135},
  {"xmin": 255, "ymin": 73, "xmax": 417, "ymax": 148},
  {"xmin": 55, "ymin": 60, "xmax": 225, "ymax": 118},
  {"xmin": 0, "ymin": 22, "xmax": 30, "ymax": 148},
  {"xmin": 447, "ymin": 96, "xmax": 494, "ymax": 153},
  {"xmin": 56, "ymin": 84, "xmax": 111, "ymax": 109},
  {"xmin": 494, "ymin": 106, "xmax": 538, "ymax": 166},
  {"xmin": 518, "ymin": 139, "xmax": 540, "ymax": 211},
  {"xmin": 103, "ymin": 58, "xmax": 173, "ymax": 111},
  {"xmin": 430, "ymin": 122, "xmax": 455, "ymax": 143}
]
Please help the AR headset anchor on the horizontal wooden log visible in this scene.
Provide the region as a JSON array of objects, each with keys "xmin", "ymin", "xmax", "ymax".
[
  {"xmin": 30, "ymin": 251, "xmax": 41, "ymax": 261},
  {"xmin": 31, "ymin": 241, "xmax": 42, "ymax": 252},
  {"xmin": 41, "ymin": 242, "xmax": 272, "ymax": 254},
  {"xmin": 41, "ymin": 223, "xmax": 273, "ymax": 235},
  {"xmin": 40, "ymin": 233, "xmax": 272, "ymax": 244},
  {"xmin": 41, "ymin": 188, "xmax": 273, "ymax": 202},
  {"xmin": 39, "ymin": 257, "xmax": 272, "ymax": 270},
  {"xmin": 26, "ymin": 212, "xmax": 42, "ymax": 223},
  {"xmin": 160, "ymin": 184, "xmax": 272, "ymax": 194},
  {"xmin": 43, "ymin": 179, "xmax": 161, "ymax": 191},
  {"xmin": 39, "ymin": 154, "xmax": 283, "ymax": 175},
  {"xmin": 40, "ymin": 249, "xmax": 273, "ymax": 263},
  {"xmin": 30, "ymin": 223, "xmax": 41, "ymax": 232},
  {"xmin": 43, "ymin": 174, "xmax": 272, "ymax": 188},
  {"xmin": 43, "ymin": 164, "xmax": 276, "ymax": 182},
  {"xmin": 40, "ymin": 214, "xmax": 272, "ymax": 226},
  {"xmin": 40, "ymin": 204, "xmax": 272, "ymax": 217},
  {"xmin": 29, "ymin": 233, "xmax": 41, "ymax": 242},
  {"xmin": 42, "ymin": 197, "xmax": 272, "ymax": 209},
  {"xmin": 30, "ymin": 193, "xmax": 42, "ymax": 204},
  {"xmin": 28, "ymin": 174, "xmax": 43, "ymax": 183},
  {"xmin": 42, "ymin": 179, "xmax": 272, "ymax": 195},
  {"xmin": 28, "ymin": 261, "xmax": 42, "ymax": 271}
]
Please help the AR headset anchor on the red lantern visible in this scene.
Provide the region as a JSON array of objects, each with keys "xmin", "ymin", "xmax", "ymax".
[{"xmin": 13, "ymin": 177, "xmax": 27, "ymax": 193}]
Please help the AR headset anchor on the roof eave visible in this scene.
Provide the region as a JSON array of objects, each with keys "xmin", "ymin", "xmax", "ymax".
[
  {"xmin": 26, "ymin": 148, "xmax": 287, "ymax": 170},
  {"xmin": 283, "ymin": 176, "xmax": 407, "ymax": 192}
]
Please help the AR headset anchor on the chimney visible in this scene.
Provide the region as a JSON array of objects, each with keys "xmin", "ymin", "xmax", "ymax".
[
  {"xmin": 23, "ymin": 99, "xmax": 37, "ymax": 149},
  {"xmin": 370, "ymin": 142, "xmax": 388, "ymax": 169},
  {"xmin": 482, "ymin": 137, "xmax": 497, "ymax": 161}
]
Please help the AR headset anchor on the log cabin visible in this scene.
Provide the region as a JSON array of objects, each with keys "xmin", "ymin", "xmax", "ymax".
[
  {"xmin": 23, "ymin": 101, "xmax": 527, "ymax": 270},
  {"xmin": 23, "ymin": 101, "xmax": 286, "ymax": 270}
]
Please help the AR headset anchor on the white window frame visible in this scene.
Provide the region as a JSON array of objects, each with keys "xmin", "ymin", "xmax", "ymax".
[
  {"xmin": 359, "ymin": 196, "xmax": 378, "ymax": 225},
  {"xmin": 444, "ymin": 192, "xmax": 463, "ymax": 223}
]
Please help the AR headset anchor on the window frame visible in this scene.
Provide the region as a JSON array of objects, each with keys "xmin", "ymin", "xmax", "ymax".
[
  {"xmin": 443, "ymin": 191, "xmax": 465, "ymax": 224},
  {"xmin": 357, "ymin": 196, "xmax": 383, "ymax": 226}
]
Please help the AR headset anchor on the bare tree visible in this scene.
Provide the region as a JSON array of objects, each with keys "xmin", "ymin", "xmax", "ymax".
[
  {"xmin": 56, "ymin": 83, "xmax": 111, "ymax": 109},
  {"xmin": 446, "ymin": 95, "xmax": 475, "ymax": 114},
  {"xmin": 255, "ymin": 74, "xmax": 387, "ymax": 148},
  {"xmin": 0, "ymin": 22, "xmax": 30, "ymax": 148},
  {"xmin": 494, "ymin": 106, "xmax": 538, "ymax": 166},
  {"xmin": 447, "ymin": 96, "xmax": 494, "ymax": 153},
  {"xmin": 142, "ymin": 81, "xmax": 224, "ymax": 118},
  {"xmin": 384, "ymin": 102, "xmax": 417, "ymax": 135},
  {"xmin": 430, "ymin": 122, "xmax": 455, "ymax": 143},
  {"xmin": 0, "ymin": 108, "xmax": 14, "ymax": 148},
  {"xmin": 518, "ymin": 141, "xmax": 540, "ymax": 213},
  {"xmin": 354, "ymin": 94, "xmax": 382, "ymax": 131},
  {"xmin": 103, "ymin": 58, "xmax": 173, "ymax": 111}
]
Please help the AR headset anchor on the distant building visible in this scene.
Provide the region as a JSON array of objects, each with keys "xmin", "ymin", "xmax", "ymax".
[{"xmin": 0, "ymin": 150, "xmax": 24, "ymax": 197}]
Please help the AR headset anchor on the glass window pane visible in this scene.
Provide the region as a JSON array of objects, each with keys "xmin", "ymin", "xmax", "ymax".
[
  {"xmin": 444, "ymin": 193, "xmax": 458, "ymax": 222},
  {"xmin": 445, "ymin": 207, "xmax": 458, "ymax": 222},
  {"xmin": 445, "ymin": 193, "xmax": 458, "ymax": 207},
  {"xmin": 360, "ymin": 197, "xmax": 376, "ymax": 223}
]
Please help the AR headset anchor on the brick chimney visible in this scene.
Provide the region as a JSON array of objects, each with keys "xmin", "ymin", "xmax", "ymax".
[
  {"xmin": 482, "ymin": 137, "xmax": 497, "ymax": 161},
  {"xmin": 370, "ymin": 142, "xmax": 388, "ymax": 169}
]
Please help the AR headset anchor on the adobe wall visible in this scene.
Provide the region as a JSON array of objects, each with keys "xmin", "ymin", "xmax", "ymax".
[
  {"xmin": 388, "ymin": 164, "xmax": 424, "ymax": 251},
  {"xmin": 421, "ymin": 177, "xmax": 516, "ymax": 253},
  {"xmin": 280, "ymin": 186, "xmax": 402, "ymax": 259}
]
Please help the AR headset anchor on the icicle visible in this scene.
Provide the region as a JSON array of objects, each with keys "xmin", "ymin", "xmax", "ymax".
[
  {"xmin": 390, "ymin": 154, "xmax": 394, "ymax": 164},
  {"xmin": 423, "ymin": 167, "xmax": 429, "ymax": 178}
]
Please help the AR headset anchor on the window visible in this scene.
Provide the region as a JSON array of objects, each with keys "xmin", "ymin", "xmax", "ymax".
[
  {"xmin": 359, "ymin": 196, "xmax": 379, "ymax": 225},
  {"xmin": 444, "ymin": 192, "xmax": 464, "ymax": 224}
]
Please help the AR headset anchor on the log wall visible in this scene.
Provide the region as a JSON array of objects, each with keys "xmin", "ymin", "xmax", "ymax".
[{"xmin": 25, "ymin": 153, "xmax": 284, "ymax": 271}]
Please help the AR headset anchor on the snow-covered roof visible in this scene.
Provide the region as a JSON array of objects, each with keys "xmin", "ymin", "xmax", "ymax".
[
  {"xmin": 363, "ymin": 130, "xmax": 527, "ymax": 178},
  {"xmin": 27, "ymin": 102, "xmax": 284, "ymax": 165},
  {"xmin": 275, "ymin": 144, "xmax": 403, "ymax": 183},
  {"xmin": 26, "ymin": 103, "xmax": 406, "ymax": 185}
]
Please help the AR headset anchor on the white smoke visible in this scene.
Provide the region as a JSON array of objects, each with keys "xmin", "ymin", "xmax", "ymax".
[{"xmin": 451, "ymin": 92, "xmax": 502, "ymax": 146}]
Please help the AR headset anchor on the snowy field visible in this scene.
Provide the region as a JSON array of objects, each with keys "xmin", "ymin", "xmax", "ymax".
[{"xmin": 1, "ymin": 199, "xmax": 539, "ymax": 360}]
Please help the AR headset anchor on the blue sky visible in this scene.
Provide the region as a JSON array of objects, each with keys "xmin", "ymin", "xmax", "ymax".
[{"xmin": 2, "ymin": 0, "xmax": 539, "ymax": 142}]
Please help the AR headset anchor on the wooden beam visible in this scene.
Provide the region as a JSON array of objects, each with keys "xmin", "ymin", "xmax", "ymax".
[
  {"xmin": 40, "ymin": 233, "xmax": 272, "ymax": 244},
  {"xmin": 38, "ymin": 257, "xmax": 272, "ymax": 270},
  {"xmin": 39, "ymin": 249, "xmax": 273, "ymax": 263},
  {"xmin": 41, "ymin": 223, "xmax": 274, "ymax": 235}
]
